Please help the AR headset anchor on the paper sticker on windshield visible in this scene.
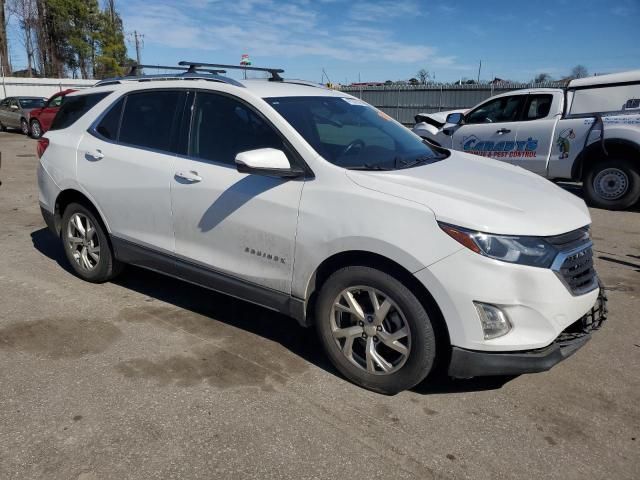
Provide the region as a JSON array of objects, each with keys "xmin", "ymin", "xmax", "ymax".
[{"xmin": 341, "ymin": 97, "xmax": 368, "ymax": 106}]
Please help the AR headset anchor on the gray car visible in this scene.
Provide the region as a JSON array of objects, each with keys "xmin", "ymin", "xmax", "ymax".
[{"xmin": 0, "ymin": 96, "xmax": 47, "ymax": 135}]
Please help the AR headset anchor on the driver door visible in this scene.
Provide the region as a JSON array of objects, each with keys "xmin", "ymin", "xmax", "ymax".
[
  {"xmin": 171, "ymin": 91, "xmax": 304, "ymax": 294},
  {"xmin": 450, "ymin": 94, "xmax": 526, "ymax": 164}
]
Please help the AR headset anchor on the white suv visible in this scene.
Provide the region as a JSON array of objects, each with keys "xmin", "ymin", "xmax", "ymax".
[{"xmin": 37, "ymin": 63, "xmax": 606, "ymax": 393}]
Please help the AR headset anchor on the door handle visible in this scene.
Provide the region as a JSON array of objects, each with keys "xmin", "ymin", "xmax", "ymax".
[
  {"xmin": 86, "ymin": 149, "xmax": 104, "ymax": 160},
  {"xmin": 496, "ymin": 128, "xmax": 511, "ymax": 134},
  {"xmin": 175, "ymin": 170, "xmax": 202, "ymax": 183}
]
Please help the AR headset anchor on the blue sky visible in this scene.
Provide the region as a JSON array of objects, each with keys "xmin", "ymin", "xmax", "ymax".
[{"xmin": 6, "ymin": 0, "xmax": 640, "ymax": 82}]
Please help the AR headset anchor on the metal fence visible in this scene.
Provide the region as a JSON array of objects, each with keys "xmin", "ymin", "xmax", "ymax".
[
  {"xmin": 339, "ymin": 82, "xmax": 566, "ymax": 124},
  {"xmin": 0, "ymin": 77, "xmax": 95, "ymax": 100}
]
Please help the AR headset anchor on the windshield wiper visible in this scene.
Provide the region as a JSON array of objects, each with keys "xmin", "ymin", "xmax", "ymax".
[
  {"xmin": 347, "ymin": 163, "xmax": 391, "ymax": 171},
  {"xmin": 395, "ymin": 155, "xmax": 436, "ymax": 169}
]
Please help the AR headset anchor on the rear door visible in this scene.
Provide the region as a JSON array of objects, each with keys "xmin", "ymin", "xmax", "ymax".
[
  {"xmin": 77, "ymin": 89, "xmax": 185, "ymax": 252},
  {"xmin": 508, "ymin": 93, "xmax": 559, "ymax": 175},
  {"xmin": 7, "ymin": 98, "xmax": 21, "ymax": 128},
  {"xmin": 450, "ymin": 94, "xmax": 526, "ymax": 163}
]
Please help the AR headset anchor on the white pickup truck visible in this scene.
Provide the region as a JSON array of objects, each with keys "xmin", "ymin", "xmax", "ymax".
[{"xmin": 412, "ymin": 70, "xmax": 640, "ymax": 210}]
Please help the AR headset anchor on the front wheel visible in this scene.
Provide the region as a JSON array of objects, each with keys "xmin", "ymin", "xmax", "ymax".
[
  {"xmin": 315, "ymin": 266, "xmax": 437, "ymax": 394},
  {"xmin": 583, "ymin": 158, "xmax": 640, "ymax": 210},
  {"xmin": 61, "ymin": 203, "xmax": 123, "ymax": 283},
  {"xmin": 30, "ymin": 119, "xmax": 43, "ymax": 139}
]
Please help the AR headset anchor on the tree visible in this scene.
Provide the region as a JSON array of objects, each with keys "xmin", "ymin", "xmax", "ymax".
[
  {"xmin": 8, "ymin": 0, "xmax": 40, "ymax": 77},
  {"xmin": 0, "ymin": 0, "xmax": 12, "ymax": 74},
  {"xmin": 94, "ymin": 2, "xmax": 127, "ymax": 78},
  {"xmin": 416, "ymin": 68, "xmax": 430, "ymax": 85},
  {"xmin": 571, "ymin": 65, "xmax": 588, "ymax": 79},
  {"xmin": 534, "ymin": 72, "xmax": 551, "ymax": 83}
]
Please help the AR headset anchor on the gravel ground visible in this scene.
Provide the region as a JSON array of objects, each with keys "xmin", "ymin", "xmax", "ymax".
[{"xmin": 0, "ymin": 131, "xmax": 638, "ymax": 480}]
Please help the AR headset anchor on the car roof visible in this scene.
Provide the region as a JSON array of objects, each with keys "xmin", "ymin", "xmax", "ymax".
[
  {"xmin": 489, "ymin": 88, "xmax": 561, "ymax": 100},
  {"xmin": 568, "ymin": 69, "xmax": 640, "ymax": 88}
]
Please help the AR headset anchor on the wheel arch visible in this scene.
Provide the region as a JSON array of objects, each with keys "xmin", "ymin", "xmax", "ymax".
[
  {"xmin": 572, "ymin": 138, "xmax": 640, "ymax": 180},
  {"xmin": 304, "ymin": 250, "xmax": 451, "ymax": 366},
  {"xmin": 53, "ymin": 189, "xmax": 111, "ymax": 237}
]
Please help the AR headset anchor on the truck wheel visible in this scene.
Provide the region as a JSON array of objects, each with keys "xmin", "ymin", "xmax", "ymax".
[
  {"xmin": 315, "ymin": 266, "xmax": 436, "ymax": 394},
  {"xmin": 61, "ymin": 203, "xmax": 123, "ymax": 283},
  {"xmin": 584, "ymin": 158, "xmax": 640, "ymax": 210}
]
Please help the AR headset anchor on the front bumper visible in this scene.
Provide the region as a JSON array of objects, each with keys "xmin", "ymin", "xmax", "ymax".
[{"xmin": 448, "ymin": 287, "xmax": 607, "ymax": 377}]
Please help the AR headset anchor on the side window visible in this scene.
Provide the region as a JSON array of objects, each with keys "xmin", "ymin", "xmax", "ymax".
[
  {"xmin": 10, "ymin": 98, "xmax": 19, "ymax": 108},
  {"xmin": 50, "ymin": 92, "xmax": 110, "ymax": 131},
  {"xmin": 523, "ymin": 94, "xmax": 553, "ymax": 120},
  {"xmin": 189, "ymin": 92, "xmax": 288, "ymax": 166},
  {"xmin": 119, "ymin": 90, "xmax": 182, "ymax": 152},
  {"xmin": 94, "ymin": 98, "xmax": 124, "ymax": 140},
  {"xmin": 465, "ymin": 95, "xmax": 525, "ymax": 124},
  {"xmin": 49, "ymin": 96, "xmax": 63, "ymax": 108},
  {"xmin": 0, "ymin": 98, "xmax": 9, "ymax": 108}
]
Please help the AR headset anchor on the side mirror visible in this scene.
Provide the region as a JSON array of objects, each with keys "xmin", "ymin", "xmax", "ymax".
[
  {"xmin": 446, "ymin": 112, "xmax": 464, "ymax": 125},
  {"xmin": 10, "ymin": 104, "xmax": 18, "ymax": 110},
  {"xmin": 235, "ymin": 148, "xmax": 304, "ymax": 178}
]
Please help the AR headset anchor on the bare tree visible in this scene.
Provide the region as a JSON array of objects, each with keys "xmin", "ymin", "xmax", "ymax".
[
  {"xmin": 0, "ymin": 0, "xmax": 12, "ymax": 74},
  {"xmin": 534, "ymin": 72, "xmax": 551, "ymax": 83},
  {"xmin": 417, "ymin": 68, "xmax": 430, "ymax": 85},
  {"xmin": 7, "ymin": 0, "xmax": 38, "ymax": 76},
  {"xmin": 570, "ymin": 65, "xmax": 588, "ymax": 79}
]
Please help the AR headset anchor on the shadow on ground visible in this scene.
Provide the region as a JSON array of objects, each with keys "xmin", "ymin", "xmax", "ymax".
[{"xmin": 31, "ymin": 226, "xmax": 515, "ymax": 395}]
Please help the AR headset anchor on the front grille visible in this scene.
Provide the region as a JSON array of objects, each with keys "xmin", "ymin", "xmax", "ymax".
[{"xmin": 548, "ymin": 228, "xmax": 599, "ymax": 296}]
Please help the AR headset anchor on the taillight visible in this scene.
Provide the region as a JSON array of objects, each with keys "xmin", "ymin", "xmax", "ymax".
[{"xmin": 37, "ymin": 138, "xmax": 49, "ymax": 159}]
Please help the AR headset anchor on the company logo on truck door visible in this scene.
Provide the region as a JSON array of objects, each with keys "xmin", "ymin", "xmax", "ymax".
[{"xmin": 462, "ymin": 135, "xmax": 539, "ymax": 158}]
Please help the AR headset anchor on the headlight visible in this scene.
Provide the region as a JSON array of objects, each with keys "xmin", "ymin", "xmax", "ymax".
[{"xmin": 439, "ymin": 223, "xmax": 558, "ymax": 268}]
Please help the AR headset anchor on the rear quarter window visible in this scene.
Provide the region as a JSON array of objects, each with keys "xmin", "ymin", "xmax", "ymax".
[{"xmin": 50, "ymin": 92, "xmax": 110, "ymax": 131}]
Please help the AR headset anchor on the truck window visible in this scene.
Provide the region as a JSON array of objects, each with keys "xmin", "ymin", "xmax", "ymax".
[
  {"xmin": 569, "ymin": 83, "xmax": 640, "ymax": 116},
  {"xmin": 465, "ymin": 95, "xmax": 525, "ymax": 124},
  {"xmin": 523, "ymin": 94, "xmax": 553, "ymax": 120}
]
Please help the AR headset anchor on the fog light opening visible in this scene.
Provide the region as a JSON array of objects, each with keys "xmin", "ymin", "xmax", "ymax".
[{"xmin": 474, "ymin": 302, "xmax": 512, "ymax": 340}]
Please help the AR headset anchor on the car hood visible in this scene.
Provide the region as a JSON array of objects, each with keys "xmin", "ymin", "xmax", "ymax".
[{"xmin": 345, "ymin": 152, "xmax": 591, "ymax": 236}]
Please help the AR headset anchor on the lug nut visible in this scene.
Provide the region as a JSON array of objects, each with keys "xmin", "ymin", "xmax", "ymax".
[
  {"xmin": 376, "ymin": 325, "xmax": 382, "ymax": 331},
  {"xmin": 373, "ymin": 336, "xmax": 379, "ymax": 343},
  {"xmin": 361, "ymin": 333, "xmax": 367, "ymax": 339},
  {"xmin": 359, "ymin": 321, "xmax": 364, "ymax": 327}
]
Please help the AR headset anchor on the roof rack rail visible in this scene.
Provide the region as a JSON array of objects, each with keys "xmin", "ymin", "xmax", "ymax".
[
  {"xmin": 125, "ymin": 64, "xmax": 226, "ymax": 76},
  {"xmin": 178, "ymin": 61, "xmax": 284, "ymax": 81}
]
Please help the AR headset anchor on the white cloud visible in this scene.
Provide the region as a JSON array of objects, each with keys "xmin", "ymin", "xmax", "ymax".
[{"xmin": 121, "ymin": 0, "xmax": 457, "ymax": 67}]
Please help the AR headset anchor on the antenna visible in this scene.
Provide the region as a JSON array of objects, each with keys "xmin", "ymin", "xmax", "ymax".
[{"xmin": 178, "ymin": 61, "xmax": 284, "ymax": 81}]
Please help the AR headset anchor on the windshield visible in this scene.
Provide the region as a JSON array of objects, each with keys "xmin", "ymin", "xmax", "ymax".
[
  {"xmin": 19, "ymin": 98, "xmax": 45, "ymax": 109},
  {"xmin": 266, "ymin": 96, "xmax": 447, "ymax": 170}
]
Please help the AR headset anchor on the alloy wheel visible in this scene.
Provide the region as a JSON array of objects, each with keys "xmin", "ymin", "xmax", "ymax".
[
  {"xmin": 330, "ymin": 286, "xmax": 411, "ymax": 375},
  {"xmin": 66, "ymin": 213, "xmax": 100, "ymax": 271},
  {"xmin": 31, "ymin": 121, "xmax": 41, "ymax": 138}
]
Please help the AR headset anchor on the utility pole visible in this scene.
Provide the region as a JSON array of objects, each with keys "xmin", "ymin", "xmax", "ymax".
[
  {"xmin": 133, "ymin": 31, "xmax": 143, "ymax": 66},
  {"xmin": 477, "ymin": 60, "xmax": 482, "ymax": 83}
]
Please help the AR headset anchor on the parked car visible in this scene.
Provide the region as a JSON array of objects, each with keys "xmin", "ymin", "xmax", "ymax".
[
  {"xmin": 0, "ymin": 96, "xmax": 46, "ymax": 135},
  {"xmin": 37, "ymin": 63, "xmax": 606, "ymax": 394},
  {"xmin": 412, "ymin": 70, "xmax": 640, "ymax": 210},
  {"xmin": 28, "ymin": 89, "xmax": 76, "ymax": 139}
]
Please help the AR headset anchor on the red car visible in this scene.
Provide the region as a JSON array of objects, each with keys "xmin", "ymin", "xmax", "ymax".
[{"xmin": 28, "ymin": 89, "xmax": 76, "ymax": 138}]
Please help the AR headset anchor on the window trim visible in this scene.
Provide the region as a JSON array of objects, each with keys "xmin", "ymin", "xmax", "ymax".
[
  {"xmin": 182, "ymin": 89, "xmax": 314, "ymax": 178},
  {"xmin": 464, "ymin": 94, "xmax": 527, "ymax": 125}
]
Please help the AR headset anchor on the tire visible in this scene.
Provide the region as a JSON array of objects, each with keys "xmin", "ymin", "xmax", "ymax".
[
  {"xmin": 61, "ymin": 202, "xmax": 123, "ymax": 283},
  {"xmin": 0, "ymin": 120, "xmax": 6, "ymax": 132},
  {"xmin": 30, "ymin": 119, "xmax": 43, "ymax": 139},
  {"xmin": 583, "ymin": 158, "xmax": 640, "ymax": 210},
  {"xmin": 315, "ymin": 266, "xmax": 437, "ymax": 394},
  {"xmin": 20, "ymin": 118, "xmax": 29, "ymax": 136}
]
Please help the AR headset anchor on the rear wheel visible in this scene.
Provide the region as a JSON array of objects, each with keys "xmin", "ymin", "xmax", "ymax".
[
  {"xmin": 584, "ymin": 158, "xmax": 640, "ymax": 210},
  {"xmin": 30, "ymin": 119, "xmax": 43, "ymax": 139},
  {"xmin": 20, "ymin": 118, "xmax": 29, "ymax": 136},
  {"xmin": 61, "ymin": 203, "xmax": 123, "ymax": 283},
  {"xmin": 315, "ymin": 266, "xmax": 437, "ymax": 394}
]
